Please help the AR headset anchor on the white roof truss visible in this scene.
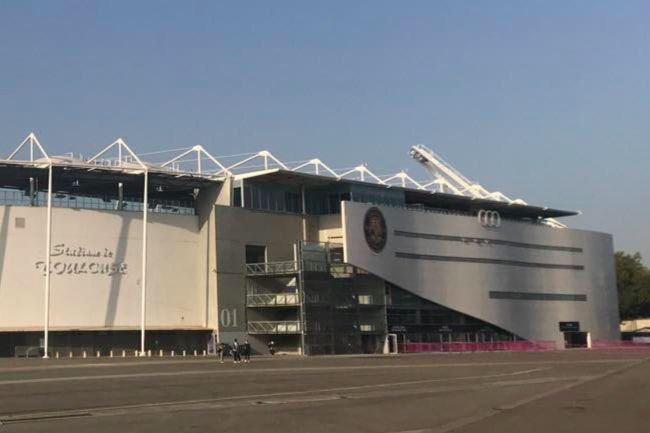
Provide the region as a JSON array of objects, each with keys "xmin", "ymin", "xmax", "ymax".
[
  {"xmin": 291, "ymin": 159, "xmax": 339, "ymax": 178},
  {"xmin": 161, "ymin": 145, "xmax": 231, "ymax": 176},
  {"xmin": 1, "ymin": 133, "xmax": 569, "ymax": 229},
  {"xmin": 422, "ymin": 176, "xmax": 464, "ymax": 195},
  {"xmin": 6, "ymin": 132, "xmax": 51, "ymax": 165},
  {"xmin": 383, "ymin": 171, "xmax": 426, "ymax": 190},
  {"xmin": 338, "ymin": 165, "xmax": 386, "ymax": 185},
  {"xmin": 226, "ymin": 150, "xmax": 288, "ymax": 173},
  {"xmin": 87, "ymin": 138, "xmax": 146, "ymax": 170}
]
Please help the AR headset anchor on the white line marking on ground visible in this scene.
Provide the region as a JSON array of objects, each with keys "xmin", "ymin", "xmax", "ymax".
[
  {"xmin": 343, "ymin": 376, "xmax": 588, "ymax": 401},
  {"xmin": 0, "ymin": 359, "xmax": 634, "ymax": 385},
  {"xmin": 0, "ymin": 367, "xmax": 550, "ymax": 423},
  {"xmin": 0, "ymin": 365, "xmax": 551, "ymax": 386},
  {"xmin": 387, "ymin": 356, "xmax": 650, "ymax": 433},
  {"xmin": 0, "ymin": 356, "xmax": 641, "ymax": 374}
]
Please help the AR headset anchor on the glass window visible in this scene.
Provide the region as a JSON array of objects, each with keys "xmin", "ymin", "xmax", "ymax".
[{"xmin": 245, "ymin": 245, "xmax": 266, "ymax": 264}]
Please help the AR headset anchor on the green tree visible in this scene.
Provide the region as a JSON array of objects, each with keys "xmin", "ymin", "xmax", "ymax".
[{"xmin": 614, "ymin": 251, "xmax": 650, "ymax": 319}]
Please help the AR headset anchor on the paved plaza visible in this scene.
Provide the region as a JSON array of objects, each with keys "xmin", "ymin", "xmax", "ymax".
[{"xmin": 1, "ymin": 349, "xmax": 649, "ymax": 433}]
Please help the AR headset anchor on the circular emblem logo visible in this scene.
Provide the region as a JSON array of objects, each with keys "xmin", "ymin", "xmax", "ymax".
[{"xmin": 363, "ymin": 207, "xmax": 387, "ymax": 253}]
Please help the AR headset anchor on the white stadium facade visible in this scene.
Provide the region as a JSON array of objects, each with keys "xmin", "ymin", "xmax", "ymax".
[{"xmin": 0, "ymin": 134, "xmax": 620, "ymax": 357}]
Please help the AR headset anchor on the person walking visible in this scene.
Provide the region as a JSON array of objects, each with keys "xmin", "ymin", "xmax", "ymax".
[
  {"xmin": 232, "ymin": 338, "xmax": 240, "ymax": 364},
  {"xmin": 216, "ymin": 342, "xmax": 225, "ymax": 363},
  {"xmin": 243, "ymin": 340, "xmax": 251, "ymax": 363}
]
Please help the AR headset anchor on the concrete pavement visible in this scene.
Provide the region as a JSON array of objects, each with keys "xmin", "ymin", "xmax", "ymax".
[{"xmin": 1, "ymin": 349, "xmax": 649, "ymax": 433}]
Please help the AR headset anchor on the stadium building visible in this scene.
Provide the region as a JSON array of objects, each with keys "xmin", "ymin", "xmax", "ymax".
[{"xmin": 0, "ymin": 134, "xmax": 620, "ymax": 357}]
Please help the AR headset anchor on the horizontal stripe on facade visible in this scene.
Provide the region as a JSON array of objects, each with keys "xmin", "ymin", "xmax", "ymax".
[
  {"xmin": 394, "ymin": 230, "xmax": 582, "ymax": 253},
  {"xmin": 489, "ymin": 291, "xmax": 587, "ymax": 302},
  {"xmin": 395, "ymin": 252, "xmax": 584, "ymax": 270}
]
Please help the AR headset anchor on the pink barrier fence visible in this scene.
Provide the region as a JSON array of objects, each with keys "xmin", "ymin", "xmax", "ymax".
[
  {"xmin": 398, "ymin": 340, "xmax": 557, "ymax": 353},
  {"xmin": 591, "ymin": 340, "xmax": 650, "ymax": 349}
]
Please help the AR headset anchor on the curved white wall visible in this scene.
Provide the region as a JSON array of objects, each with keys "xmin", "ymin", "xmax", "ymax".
[{"xmin": 342, "ymin": 201, "xmax": 620, "ymax": 345}]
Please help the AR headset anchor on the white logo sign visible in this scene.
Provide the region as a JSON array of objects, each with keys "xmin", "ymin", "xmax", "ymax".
[
  {"xmin": 34, "ymin": 243, "xmax": 128, "ymax": 277},
  {"xmin": 477, "ymin": 209, "xmax": 501, "ymax": 228}
]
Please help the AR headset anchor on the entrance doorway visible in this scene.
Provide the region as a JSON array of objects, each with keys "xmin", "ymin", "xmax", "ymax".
[
  {"xmin": 361, "ymin": 334, "xmax": 383, "ymax": 354},
  {"xmin": 385, "ymin": 334, "xmax": 398, "ymax": 354},
  {"xmin": 564, "ymin": 331, "xmax": 589, "ymax": 348}
]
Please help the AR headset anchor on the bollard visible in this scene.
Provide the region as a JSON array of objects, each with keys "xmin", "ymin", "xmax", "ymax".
[
  {"xmin": 171, "ymin": 350, "xmax": 175, "ymax": 357},
  {"xmin": 55, "ymin": 352, "xmax": 59, "ymax": 359},
  {"xmin": 193, "ymin": 350, "xmax": 197, "ymax": 357},
  {"xmin": 202, "ymin": 350, "xmax": 206, "ymax": 357},
  {"xmin": 122, "ymin": 350, "xmax": 126, "ymax": 358},
  {"xmin": 96, "ymin": 351, "xmax": 100, "ymax": 358},
  {"xmin": 147, "ymin": 350, "xmax": 152, "ymax": 357},
  {"xmin": 159, "ymin": 349, "xmax": 163, "ymax": 357},
  {"xmin": 134, "ymin": 350, "xmax": 139, "ymax": 357},
  {"xmin": 83, "ymin": 351, "xmax": 87, "ymax": 358},
  {"xmin": 182, "ymin": 350, "xmax": 186, "ymax": 357},
  {"xmin": 69, "ymin": 352, "xmax": 73, "ymax": 358},
  {"xmin": 110, "ymin": 350, "xmax": 114, "ymax": 358}
]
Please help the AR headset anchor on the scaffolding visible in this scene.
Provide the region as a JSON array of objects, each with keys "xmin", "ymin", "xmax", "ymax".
[
  {"xmin": 243, "ymin": 242, "xmax": 388, "ymax": 355},
  {"xmin": 247, "ymin": 293, "xmax": 299, "ymax": 307},
  {"xmin": 247, "ymin": 321, "xmax": 302, "ymax": 334}
]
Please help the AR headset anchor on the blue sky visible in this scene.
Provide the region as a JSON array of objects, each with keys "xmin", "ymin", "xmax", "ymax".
[{"xmin": 1, "ymin": 1, "xmax": 648, "ymax": 261}]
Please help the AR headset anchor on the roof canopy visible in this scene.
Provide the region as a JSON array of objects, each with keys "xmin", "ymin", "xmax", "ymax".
[
  {"xmin": 235, "ymin": 169, "xmax": 577, "ymax": 220},
  {"xmin": 1, "ymin": 133, "xmax": 578, "ymax": 221}
]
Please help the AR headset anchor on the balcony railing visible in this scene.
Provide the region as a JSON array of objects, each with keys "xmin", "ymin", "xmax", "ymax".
[
  {"xmin": 245, "ymin": 261, "xmax": 299, "ymax": 276},
  {"xmin": 245, "ymin": 258, "xmax": 339, "ymax": 276},
  {"xmin": 247, "ymin": 293, "xmax": 299, "ymax": 307},
  {"xmin": 247, "ymin": 320, "xmax": 302, "ymax": 334},
  {"xmin": 0, "ymin": 189, "xmax": 195, "ymax": 215},
  {"xmin": 302, "ymin": 260, "xmax": 329, "ymax": 273}
]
